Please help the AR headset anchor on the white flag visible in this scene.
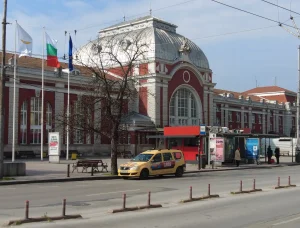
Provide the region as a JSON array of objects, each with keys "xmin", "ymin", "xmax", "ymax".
[{"xmin": 17, "ymin": 23, "xmax": 32, "ymax": 58}]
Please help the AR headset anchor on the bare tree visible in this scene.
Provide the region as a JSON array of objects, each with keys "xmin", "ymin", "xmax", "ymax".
[{"xmin": 57, "ymin": 29, "xmax": 150, "ymax": 175}]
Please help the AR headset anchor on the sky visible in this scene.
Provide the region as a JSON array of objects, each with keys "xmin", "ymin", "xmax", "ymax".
[{"xmin": 1, "ymin": 0, "xmax": 300, "ymax": 92}]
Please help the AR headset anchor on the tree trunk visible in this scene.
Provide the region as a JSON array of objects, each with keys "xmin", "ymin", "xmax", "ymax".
[{"xmin": 110, "ymin": 128, "xmax": 118, "ymax": 175}]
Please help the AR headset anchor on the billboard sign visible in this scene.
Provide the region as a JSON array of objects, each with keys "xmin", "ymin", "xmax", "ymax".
[
  {"xmin": 200, "ymin": 125, "xmax": 206, "ymax": 135},
  {"xmin": 48, "ymin": 132, "xmax": 60, "ymax": 156},
  {"xmin": 245, "ymin": 138, "xmax": 259, "ymax": 159},
  {"xmin": 209, "ymin": 134, "xmax": 224, "ymax": 162}
]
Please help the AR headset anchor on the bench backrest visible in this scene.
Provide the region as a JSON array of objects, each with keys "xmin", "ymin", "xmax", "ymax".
[{"xmin": 77, "ymin": 160, "xmax": 105, "ymax": 166}]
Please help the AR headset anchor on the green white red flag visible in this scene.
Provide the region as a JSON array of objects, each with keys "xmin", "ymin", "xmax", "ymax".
[{"xmin": 45, "ymin": 32, "xmax": 60, "ymax": 68}]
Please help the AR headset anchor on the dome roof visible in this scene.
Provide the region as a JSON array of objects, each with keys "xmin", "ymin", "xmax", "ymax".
[{"xmin": 75, "ymin": 16, "xmax": 209, "ymax": 70}]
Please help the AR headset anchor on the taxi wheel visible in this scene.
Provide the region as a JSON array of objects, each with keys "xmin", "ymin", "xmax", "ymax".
[
  {"xmin": 140, "ymin": 169, "xmax": 149, "ymax": 180},
  {"xmin": 175, "ymin": 167, "xmax": 183, "ymax": 177}
]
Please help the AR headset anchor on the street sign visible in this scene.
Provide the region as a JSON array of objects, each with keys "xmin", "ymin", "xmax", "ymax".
[{"xmin": 200, "ymin": 125, "xmax": 206, "ymax": 135}]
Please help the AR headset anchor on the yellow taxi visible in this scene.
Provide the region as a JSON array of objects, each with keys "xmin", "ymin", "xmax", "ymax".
[{"xmin": 118, "ymin": 149, "xmax": 186, "ymax": 179}]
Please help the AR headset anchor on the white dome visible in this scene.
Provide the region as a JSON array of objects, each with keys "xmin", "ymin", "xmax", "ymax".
[{"xmin": 75, "ymin": 16, "xmax": 210, "ymax": 70}]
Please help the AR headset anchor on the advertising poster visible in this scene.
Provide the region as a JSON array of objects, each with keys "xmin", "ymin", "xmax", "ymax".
[
  {"xmin": 215, "ymin": 138, "xmax": 224, "ymax": 162},
  {"xmin": 48, "ymin": 132, "xmax": 60, "ymax": 156},
  {"xmin": 245, "ymin": 138, "xmax": 259, "ymax": 159},
  {"xmin": 209, "ymin": 134, "xmax": 224, "ymax": 162}
]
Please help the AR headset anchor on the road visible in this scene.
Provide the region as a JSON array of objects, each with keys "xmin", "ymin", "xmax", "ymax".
[{"xmin": 0, "ymin": 166, "xmax": 300, "ymax": 227}]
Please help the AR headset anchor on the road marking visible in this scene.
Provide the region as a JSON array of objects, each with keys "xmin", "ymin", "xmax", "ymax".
[
  {"xmin": 0, "ymin": 187, "xmax": 16, "ymax": 190},
  {"xmin": 38, "ymin": 185, "xmax": 59, "ymax": 188},
  {"xmin": 273, "ymin": 216, "xmax": 300, "ymax": 226},
  {"xmin": 86, "ymin": 189, "xmax": 140, "ymax": 197}
]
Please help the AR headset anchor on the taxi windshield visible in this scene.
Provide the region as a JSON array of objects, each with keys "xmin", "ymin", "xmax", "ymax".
[{"xmin": 131, "ymin": 153, "xmax": 154, "ymax": 162}]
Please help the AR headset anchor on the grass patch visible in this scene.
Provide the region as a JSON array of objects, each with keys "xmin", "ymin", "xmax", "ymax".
[{"xmin": 1, "ymin": 177, "xmax": 15, "ymax": 181}]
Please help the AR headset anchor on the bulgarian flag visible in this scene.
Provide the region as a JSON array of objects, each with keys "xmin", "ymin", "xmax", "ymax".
[{"xmin": 45, "ymin": 32, "xmax": 60, "ymax": 68}]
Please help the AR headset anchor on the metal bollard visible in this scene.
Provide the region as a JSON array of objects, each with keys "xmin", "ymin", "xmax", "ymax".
[
  {"xmin": 278, "ymin": 177, "xmax": 280, "ymax": 187},
  {"xmin": 240, "ymin": 180, "xmax": 243, "ymax": 192},
  {"xmin": 25, "ymin": 200, "xmax": 29, "ymax": 220},
  {"xmin": 123, "ymin": 194, "xmax": 126, "ymax": 209},
  {"xmin": 62, "ymin": 199, "xmax": 66, "ymax": 217},
  {"xmin": 288, "ymin": 176, "xmax": 291, "ymax": 186},
  {"xmin": 67, "ymin": 164, "xmax": 70, "ymax": 177},
  {"xmin": 91, "ymin": 165, "xmax": 94, "ymax": 176},
  {"xmin": 208, "ymin": 184, "xmax": 211, "ymax": 196},
  {"xmin": 148, "ymin": 192, "xmax": 151, "ymax": 206},
  {"xmin": 253, "ymin": 179, "xmax": 256, "ymax": 190},
  {"xmin": 189, "ymin": 186, "xmax": 193, "ymax": 200}
]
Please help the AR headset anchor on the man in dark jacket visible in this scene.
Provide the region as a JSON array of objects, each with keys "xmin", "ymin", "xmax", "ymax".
[
  {"xmin": 267, "ymin": 146, "xmax": 273, "ymax": 164},
  {"xmin": 275, "ymin": 147, "xmax": 280, "ymax": 164}
]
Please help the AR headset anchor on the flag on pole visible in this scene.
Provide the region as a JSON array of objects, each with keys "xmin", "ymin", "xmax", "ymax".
[
  {"xmin": 45, "ymin": 32, "xmax": 60, "ymax": 68},
  {"xmin": 68, "ymin": 36, "xmax": 73, "ymax": 71},
  {"xmin": 17, "ymin": 23, "xmax": 32, "ymax": 57}
]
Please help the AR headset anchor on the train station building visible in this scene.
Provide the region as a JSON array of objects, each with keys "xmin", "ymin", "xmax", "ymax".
[{"xmin": 2, "ymin": 16, "xmax": 297, "ymax": 159}]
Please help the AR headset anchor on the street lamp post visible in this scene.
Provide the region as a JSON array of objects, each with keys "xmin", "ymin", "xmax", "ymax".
[{"xmin": 0, "ymin": 0, "xmax": 8, "ymax": 179}]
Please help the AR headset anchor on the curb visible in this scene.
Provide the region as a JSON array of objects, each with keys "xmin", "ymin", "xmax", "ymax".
[
  {"xmin": 7, "ymin": 214, "xmax": 82, "ymax": 226},
  {"xmin": 181, "ymin": 194, "xmax": 219, "ymax": 203},
  {"xmin": 0, "ymin": 175, "xmax": 120, "ymax": 186},
  {"xmin": 1, "ymin": 163, "xmax": 299, "ymax": 186},
  {"xmin": 111, "ymin": 204, "xmax": 162, "ymax": 213},
  {"xmin": 274, "ymin": 185, "xmax": 296, "ymax": 189}
]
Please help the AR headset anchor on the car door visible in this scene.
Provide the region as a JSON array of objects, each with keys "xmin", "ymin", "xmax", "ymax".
[
  {"xmin": 162, "ymin": 152, "xmax": 176, "ymax": 174},
  {"xmin": 149, "ymin": 153, "xmax": 163, "ymax": 175}
]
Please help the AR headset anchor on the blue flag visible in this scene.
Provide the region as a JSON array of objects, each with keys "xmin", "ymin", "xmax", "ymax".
[{"xmin": 68, "ymin": 36, "xmax": 73, "ymax": 71}]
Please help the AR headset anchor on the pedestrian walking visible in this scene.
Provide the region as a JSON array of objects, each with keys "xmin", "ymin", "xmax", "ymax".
[
  {"xmin": 235, "ymin": 148, "xmax": 241, "ymax": 167},
  {"xmin": 267, "ymin": 145, "xmax": 273, "ymax": 164},
  {"xmin": 275, "ymin": 147, "xmax": 280, "ymax": 164}
]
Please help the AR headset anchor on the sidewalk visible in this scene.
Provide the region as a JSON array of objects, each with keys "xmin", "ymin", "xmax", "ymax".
[{"xmin": 1, "ymin": 157, "xmax": 299, "ymax": 185}]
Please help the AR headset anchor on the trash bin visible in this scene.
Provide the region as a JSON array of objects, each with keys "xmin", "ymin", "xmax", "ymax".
[
  {"xmin": 296, "ymin": 151, "xmax": 300, "ymax": 163},
  {"xmin": 196, "ymin": 154, "xmax": 207, "ymax": 169},
  {"xmin": 43, "ymin": 152, "xmax": 47, "ymax": 158},
  {"xmin": 71, "ymin": 152, "xmax": 77, "ymax": 160}
]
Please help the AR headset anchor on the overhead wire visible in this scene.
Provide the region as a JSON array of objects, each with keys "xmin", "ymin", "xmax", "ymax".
[
  {"xmin": 261, "ymin": 0, "xmax": 300, "ymax": 17},
  {"xmin": 211, "ymin": 0, "xmax": 296, "ymax": 29}
]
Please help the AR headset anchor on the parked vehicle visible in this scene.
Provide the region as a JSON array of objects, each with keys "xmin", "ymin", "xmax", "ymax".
[
  {"xmin": 118, "ymin": 149, "xmax": 186, "ymax": 179},
  {"xmin": 261, "ymin": 138, "xmax": 297, "ymax": 156}
]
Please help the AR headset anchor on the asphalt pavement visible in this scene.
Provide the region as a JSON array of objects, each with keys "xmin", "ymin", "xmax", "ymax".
[{"xmin": 1, "ymin": 166, "xmax": 300, "ymax": 227}]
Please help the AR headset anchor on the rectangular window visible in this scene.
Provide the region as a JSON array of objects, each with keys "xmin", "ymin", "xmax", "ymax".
[
  {"xmin": 30, "ymin": 98, "xmax": 41, "ymax": 144},
  {"xmin": 244, "ymin": 113, "xmax": 248, "ymax": 123},
  {"xmin": 236, "ymin": 112, "xmax": 240, "ymax": 122},
  {"xmin": 163, "ymin": 152, "xmax": 173, "ymax": 161},
  {"xmin": 279, "ymin": 116, "xmax": 282, "ymax": 125},
  {"xmin": 258, "ymin": 115, "xmax": 262, "ymax": 124},
  {"xmin": 252, "ymin": 114, "xmax": 256, "ymax": 124},
  {"xmin": 228, "ymin": 111, "xmax": 232, "ymax": 122},
  {"xmin": 172, "ymin": 152, "xmax": 182, "ymax": 160}
]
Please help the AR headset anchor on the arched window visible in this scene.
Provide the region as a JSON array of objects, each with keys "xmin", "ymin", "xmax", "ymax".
[
  {"xmin": 30, "ymin": 97, "xmax": 41, "ymax": 144},
  {"xmin": 20, "ymin": 100, "xmax": 27, "ymax": 144},
  {"xmin": 169, "ymin": 88, "xmax": 200, "ymax": 126}
]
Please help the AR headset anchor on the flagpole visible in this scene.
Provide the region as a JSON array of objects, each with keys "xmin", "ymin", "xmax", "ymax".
[
  {"xmin": 12, "ymin": 20, "xmax": 17, "ymax": 162},
  {"xmin": 66, "ymin": 70, "xmax": 70, "ymax": 161},
  {"xmin": 41, "ymin": 27, "xmax": 45, "ymax": 161}
]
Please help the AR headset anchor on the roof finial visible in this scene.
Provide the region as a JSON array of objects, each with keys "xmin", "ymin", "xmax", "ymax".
[
  {"xmin": 123, "ymin": 15, "xmax": 126, "ymax": 21},
  {"xmin": 150, "ymin": 0, "xmax": 152, "ymax": 16}
]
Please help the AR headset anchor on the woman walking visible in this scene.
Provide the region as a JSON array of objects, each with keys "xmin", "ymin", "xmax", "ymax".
[{"xmin": 235, "ymin": 148, "xmax": 241, "ymax": 167}]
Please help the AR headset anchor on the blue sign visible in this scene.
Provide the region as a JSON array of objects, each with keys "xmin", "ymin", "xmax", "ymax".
[
  {"xmin": 200, "ymin": 125, "xmax": 206, "ymax": 135},
  {"xmin": 245, "ymin": 138, "xmax": 259, "ymax": 159}
]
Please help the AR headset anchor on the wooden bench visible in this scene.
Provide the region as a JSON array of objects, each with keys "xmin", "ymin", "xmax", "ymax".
[
  {"xmin": 16, "ymin": 151, "xmax": 36, "ymax": 158},
  {"xmin": 72, "ymin": 159, "xmax": 108, "ymax": 173}
]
